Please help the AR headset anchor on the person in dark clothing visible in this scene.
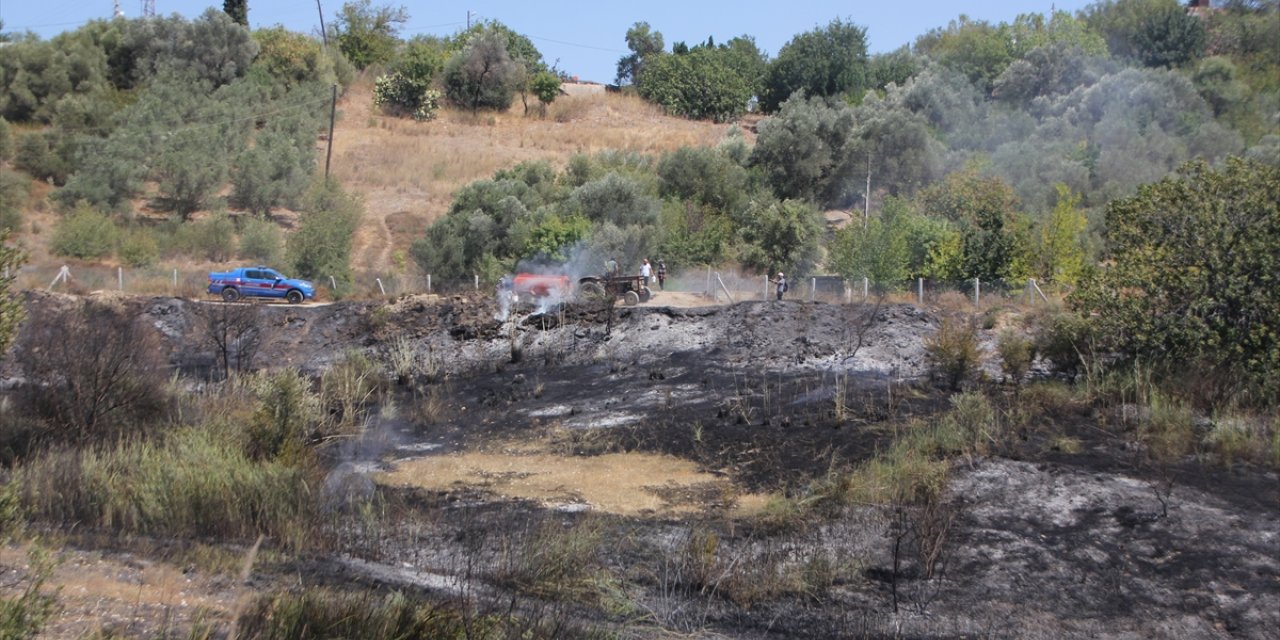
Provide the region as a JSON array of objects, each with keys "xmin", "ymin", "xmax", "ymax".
[
  {"xmin": 656, "ymin": 260, "xmax": 667, "ymax": 290},
  {"xmin": 771, "ymin": 272, "xmax": 788, "ymax": 300}
]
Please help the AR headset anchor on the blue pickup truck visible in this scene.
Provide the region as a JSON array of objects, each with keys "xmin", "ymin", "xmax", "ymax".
[{"xmin": 208, "ymin": 266, "xmax": 316, "ymax": 304}]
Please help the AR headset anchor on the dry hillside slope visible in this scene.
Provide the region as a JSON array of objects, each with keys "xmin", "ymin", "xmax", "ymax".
[{"xmin": 331, "ymin": 79, "xmax": 740, "ymax": 275}]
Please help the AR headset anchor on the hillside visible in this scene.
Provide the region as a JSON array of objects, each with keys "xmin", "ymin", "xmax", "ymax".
[{"xmin": 331, "ymin": 79, "xmax": 738, "ymax": 275}]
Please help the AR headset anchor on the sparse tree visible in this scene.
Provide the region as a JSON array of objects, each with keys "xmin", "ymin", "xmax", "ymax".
[
  {"xmin": 616, "ymin": 22, "xmax": 664, "ymax": 86},
  {"xmin": 197, "ymin": 301, "xmax": 264, "ymax": 380},
  {"xmin": 1037, "ymin": 184, "xmax": 1088, "ymax": 286},
  {"xmin": 530, "ymin": 70, "xmax": 561, "ymax": 118},
  {"xmin": 442, "ymin": 32, "xmax": 521, "ymax": 113},
  {"xmin": 333, "ymin": 0, "xmax": 407, "ymax": 70},
  {"xmin": 19, "ymin": 301, "xmax": 167, "ymax": 441}
]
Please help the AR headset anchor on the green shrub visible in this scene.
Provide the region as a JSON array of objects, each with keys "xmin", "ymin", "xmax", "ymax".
[
  {"xmin": 168, "ymin": 213, "xmax": 237, "ymax": 261},
  {"xmin": 49, "ymin": 203, "xmax": 117, "ymax": 259},
  {"xmin": 16, "ymin": 425, "xmax": 315, "ymax": 547},
  {"xmin": 321, "ymin": 350, "xmax": 385, "ymax": 430},
  {"xmin": 13, "ymin": 132, "xmax": 69, "ymax": 185},
  {"xmin": 1033, "ymin": 310, "xmax": 1094, "ymax": 377},
  {"xmin": 117, "ymin": 227, "xmax": 160, "ymax": 267},
  {"xmin": 0, "ymin": 169, "xmax": 29, "ymax": 233},
  {"xmin": 373, "ymin": 72, "xmax": 441, "ymax": 121},
  {"xmin": 997, "ymin": 329, "xmax": 1036, "ymax": 384},
  {"xmin": 287, "ymin": 180, "xmax": 363, "ymax": 291},
  {"xmin": 0, "ymin": 117, "xmax": 12, "ymax": 163},
  {"xmin": 247, "ymin": 369, "xmax": 325, "ymax": 466},
  {"xmin": 0, "ymin": 544, "xmax": 60, "ymax": 639},
  {"xmin": 238, "ymin": 216, "xmax": 282, "ymax": 264},
  {"xmin": 925, "ymin": 318, "xmax": 981, "ymax": 390}
]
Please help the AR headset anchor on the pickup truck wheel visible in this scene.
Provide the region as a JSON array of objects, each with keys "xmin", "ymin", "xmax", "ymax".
[
  {"xmin": 221, "ymin": 287, "xmax": 241, "ymax": 302},
  {"xmin": 638, "ymin": 287, "xmax": 652, "ymax": 303},
  {"xmin": 624, "ymin": 290, "xmax": 640, "ymax": 306},
  {"xmin": 286, "ymin": 289, "xmax": 304, "ymax": 304}
]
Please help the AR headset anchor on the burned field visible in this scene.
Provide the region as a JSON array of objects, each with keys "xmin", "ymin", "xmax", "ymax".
[{"xmin": 2, "ymin": 291, "xmax": 1278, "ymax": 639}]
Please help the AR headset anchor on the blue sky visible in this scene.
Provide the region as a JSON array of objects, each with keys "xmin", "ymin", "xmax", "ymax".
[{"xmin": 2, "ymin": 1, "xmax": 1097, "ymax": 83}]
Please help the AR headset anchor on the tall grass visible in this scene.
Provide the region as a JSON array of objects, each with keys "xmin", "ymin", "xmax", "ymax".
[{"xmin": 16, "ymin": 426, "xmax": 316, "ymax": 549}]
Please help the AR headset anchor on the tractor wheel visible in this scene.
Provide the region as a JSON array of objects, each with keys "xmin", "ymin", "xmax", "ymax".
[
  {"xmin": 286, "ymin": 289, "xmax": 304, "ymax": 304},
  {"xmin": 624, "ymin": 290, "xmax": 640, "ymax": 306},
  {"xmin": 580, "ymin": 281, "xmax": 606, "ymax": 300},
  {"xmin": 221, "ymin": 287, "xmax": 241, "ymax": 302},
  {"xmin": 638, "ymin": 287, "xmax": 652, "ymax": 303}
]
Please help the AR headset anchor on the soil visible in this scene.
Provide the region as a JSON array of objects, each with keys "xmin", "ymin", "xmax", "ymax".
[{"xmin": 2, "ymin": 290, "xmax": 1277, "ymax": 639}]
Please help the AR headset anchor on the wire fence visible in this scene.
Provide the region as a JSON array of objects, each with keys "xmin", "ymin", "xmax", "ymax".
[{"xmin": 20, "ymin": 262, "xmax": 1064, "ymax": 309}]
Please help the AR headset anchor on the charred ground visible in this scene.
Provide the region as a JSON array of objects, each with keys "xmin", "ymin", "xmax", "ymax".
[{"xmin": 1, "ymin": 290, "xmax": 1276, "ymax": 639}]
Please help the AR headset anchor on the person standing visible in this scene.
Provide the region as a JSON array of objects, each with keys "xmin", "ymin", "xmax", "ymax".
[
  {"xmin": 771, "ymin": 272, "xmax": 787, "ymax": 301},
  {"xmin": 640, "ymin": 258, "xmax": 652, "ymax": 285},
  {"xmin": 656, "ymin": 260, "xmax": 667, "ymax": 290}
]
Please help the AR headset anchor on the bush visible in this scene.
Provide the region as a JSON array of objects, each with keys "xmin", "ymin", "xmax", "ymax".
[
  {"xmin": 287, "ymin": 180, "xmax": 362, "ymax": 291},
  {"xmin": 373, "ymin": 72, "xmax": 441, "ymax": 121},
  {"xmin": 13, "ymin": 132, "xmax": 69, "ymax": 185},
  {"xmin": 246, "ymin": 369, "xmax": 325, "ymax": 466},
  {"xmin": 18, "ymin": 300, "xmax": 168, "ymax": 442},
  {"xmin": 0, "ymin": 169, "xmax": 29, "ymax": 233},
  {"xmin": 1032, "ymin": 310, "xmax": 1094, "ymax": 377},
  {"xmin": 238, "ymin": 216, "xmax": 282, "ymax": 263},
  {"xmin": 925, "ymin": 318, "xmax": 981, "ymax": 390},
  {"xmin": 49, "ymin": 203, "xmax": 117, "ymax": 259},
  {"xmin": 117, "ymin": 226, "xmax": 160, "ymax": 267},
  {"xmin": 997, "ymin": 329, "xmax": 1035, "ymax": 384},
  {"xmin": 167, "ymin": 213, "xmax": 237, "ymax": 261}
]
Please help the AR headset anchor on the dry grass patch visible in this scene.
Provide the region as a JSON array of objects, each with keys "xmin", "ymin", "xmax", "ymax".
[
  {"xmin": 377, "ymin": 439, "xmax": 771, "ymax": 518},
  {"xmin": 0, "ymin": 543, "xmax": 238, "ymax": 637},
  {"xmin": 333, "ymin": 81, "xmax": 733, "ymax": 274}
]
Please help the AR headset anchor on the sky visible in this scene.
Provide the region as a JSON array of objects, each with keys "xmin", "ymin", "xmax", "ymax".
[{"xmin": 1, "ymin": 0, "xmax": 1099, "ymax": 83}]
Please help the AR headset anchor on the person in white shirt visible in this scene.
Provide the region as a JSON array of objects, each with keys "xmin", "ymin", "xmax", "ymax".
[{"xmin": 640, "ymin": 258, "xmax": 652, "ymax": 285}]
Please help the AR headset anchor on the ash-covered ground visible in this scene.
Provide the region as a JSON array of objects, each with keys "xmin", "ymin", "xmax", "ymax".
[{"xmin": 6, "ymin": 290, "xmax": 1277, "ymax": 639}]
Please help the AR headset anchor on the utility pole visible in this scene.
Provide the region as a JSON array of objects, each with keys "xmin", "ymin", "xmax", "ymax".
[
  {"xmin": 467, "ymin": 10, "xmax": 472, "ymax": 28},
  {"xmin": 142, "ymin": 0, "xmax": 155, "ymax": 18},
  {"xmin": 325, "ymin": 83, "xmax": 337, "ymax": 179},
  {"xmin": 864, "ymin": 150, "xmax": 872, "ymax": 229},
  {"xmin": 316, "ymin": 0, "xmax": 328, "ymax": 48},
  {"xmin": 113, "ymin": 0, "xmax": 125, "ymax": 18}
]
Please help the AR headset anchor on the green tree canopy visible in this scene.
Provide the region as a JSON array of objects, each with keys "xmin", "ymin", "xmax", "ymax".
[
  {"xmin": 761, "ymin": 18, "xmax": 869, "ymax": 112},
  {"xmin": 636, "ymin": 47, "xmax": 751, "ymax": 122},
  {"xmin": 1072, "ymin": 158, "xmax": 1280, "ymax": 402}
]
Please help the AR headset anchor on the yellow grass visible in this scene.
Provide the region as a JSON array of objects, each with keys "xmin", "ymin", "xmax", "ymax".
[{"xmin": 377, "ymin": 439, "xmax": 771, "ymax": 518}]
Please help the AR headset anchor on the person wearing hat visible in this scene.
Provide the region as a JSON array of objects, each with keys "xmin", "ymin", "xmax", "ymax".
[{"xmin": 770, "ymin": 271, "xmax": 788, "ymax": 301}]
